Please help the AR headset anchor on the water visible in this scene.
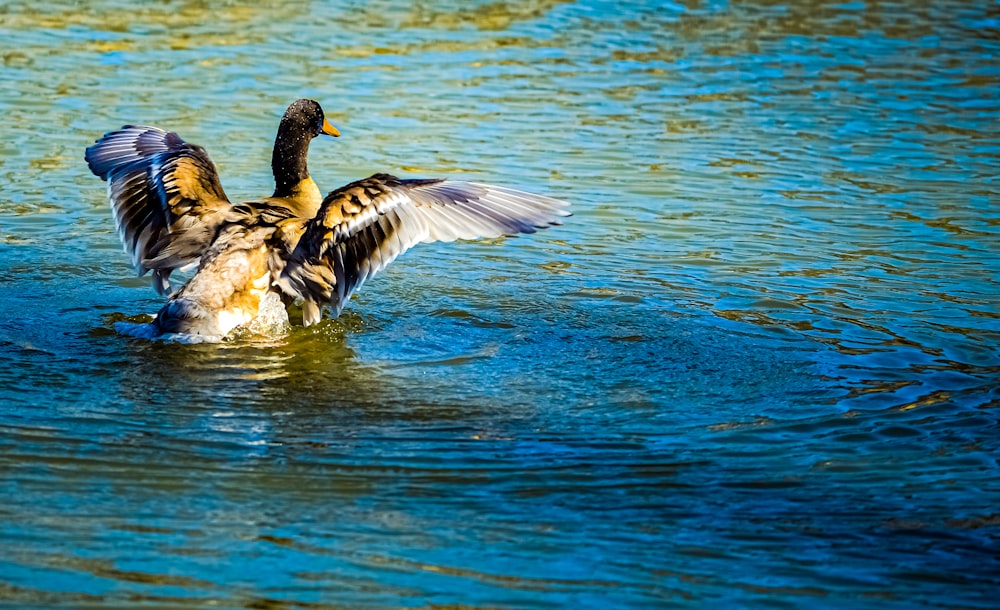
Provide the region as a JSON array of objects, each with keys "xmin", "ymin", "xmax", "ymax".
[{"xmin": 1, "ymin": 1, "xmax": 998, "ymax": 607}]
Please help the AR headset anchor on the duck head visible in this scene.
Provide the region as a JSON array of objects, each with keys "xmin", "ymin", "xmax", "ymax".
[
  {"xmin": 271, "ymin": 99, "xmax": 339, "ymax": 198},
  {"xmin": 280, "ymin": 98, "xmax": 340, "ymax": 139}
]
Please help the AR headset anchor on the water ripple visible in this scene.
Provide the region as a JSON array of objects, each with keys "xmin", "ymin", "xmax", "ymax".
[{"xmin": 1, "ymin": 0, "xmax": 998, "ymax": 607}]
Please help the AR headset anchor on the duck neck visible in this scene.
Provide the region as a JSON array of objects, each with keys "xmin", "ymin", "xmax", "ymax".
[{"xmin": 271, "ymin": 123, "xmax": 314, "ymax": 199}]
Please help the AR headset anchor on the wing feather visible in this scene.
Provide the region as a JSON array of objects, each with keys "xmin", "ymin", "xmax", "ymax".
[
  {"xmin": 85, "ymin": 125, "xmax": 232, "ymax": 294},
  {"xmin": 278, "ymin": 173, "xmax": 569, "ymax": 323}
]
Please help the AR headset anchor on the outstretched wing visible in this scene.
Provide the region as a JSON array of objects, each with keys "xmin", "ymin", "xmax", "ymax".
[
  {"xmin": 277, "ymin": 172, "xmax": 570, "ymax": 325},
  {"xmin": 85, "ymin": 125, "xmax": 232, "ymax": 294}
]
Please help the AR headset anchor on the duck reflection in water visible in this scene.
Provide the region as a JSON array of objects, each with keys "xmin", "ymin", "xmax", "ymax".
[{"xmin": 86, "ymin": 99, "xmax": 569, "ymax": 341}]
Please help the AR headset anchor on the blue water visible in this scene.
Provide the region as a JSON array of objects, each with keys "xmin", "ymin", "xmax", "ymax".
[{"xmin": 1, "ymin": 1, "xmax": 998, "ymax": 607}]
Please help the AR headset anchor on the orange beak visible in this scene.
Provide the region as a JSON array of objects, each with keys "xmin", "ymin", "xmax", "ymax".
[{"xmin": 321, "ymin": 117, "xmax": 340, "ymax": 137}]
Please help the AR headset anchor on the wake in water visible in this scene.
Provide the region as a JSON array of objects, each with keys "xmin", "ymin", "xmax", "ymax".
[{"xmin": 114, "ymin": 292, "xmax": 291, "ymax": 344}]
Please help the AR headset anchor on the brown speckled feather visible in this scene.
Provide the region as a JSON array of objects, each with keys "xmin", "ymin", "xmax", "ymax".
[
  {"xmin": 85, "ymin": 125, "xmax": 232, "ymax": 294},
  {"xmin": 278, "ymin": 173, "xmax": 570, "ymax": 324},
  {"xmin": 155, "ymin": 222, "xmax": 275, "ymax": 336}
]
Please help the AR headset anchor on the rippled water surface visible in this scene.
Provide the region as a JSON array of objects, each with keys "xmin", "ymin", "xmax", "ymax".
[{"xmin": 1, "ymin": 1, "xmax": 998, "ymax": 607}]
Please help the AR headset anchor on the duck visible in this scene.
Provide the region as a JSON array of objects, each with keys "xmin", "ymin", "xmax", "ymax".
[{"xmin": 85, "ymin": 99, "xmax": 569, "ymax": 339}]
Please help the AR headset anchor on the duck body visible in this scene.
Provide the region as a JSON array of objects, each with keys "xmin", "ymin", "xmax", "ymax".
[
  {"xmin": 154, "ymin": 218, "xmax": 275, "ymax": 336},
  {"xmin": 86, "ymin": 99, "xmax": 569, "ymax": 339}
]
